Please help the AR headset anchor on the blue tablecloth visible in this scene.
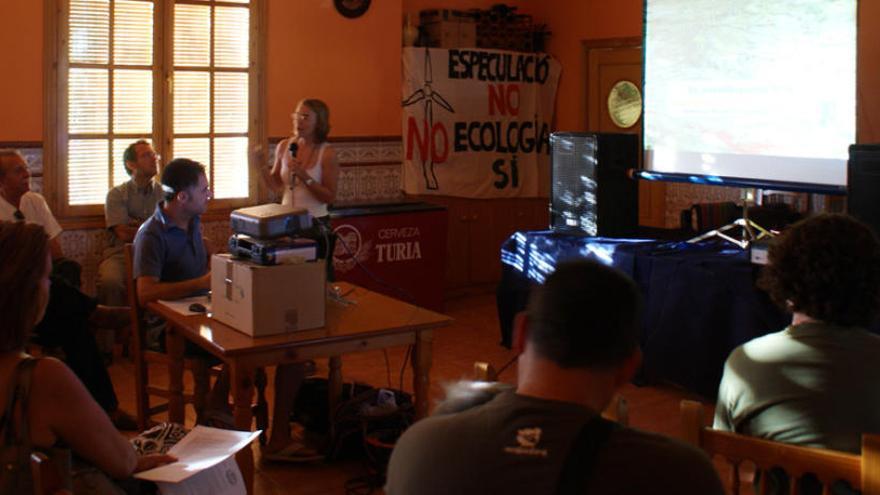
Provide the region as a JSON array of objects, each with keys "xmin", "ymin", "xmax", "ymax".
[{"xmin": 497, "ymin": 231, "xmax": 789, "ymax": 398}]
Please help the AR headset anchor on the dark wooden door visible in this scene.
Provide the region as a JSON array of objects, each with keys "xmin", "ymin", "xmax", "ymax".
[{"xmin": 585, "ymin": 40, "xmax": 666, "ymax": 228}]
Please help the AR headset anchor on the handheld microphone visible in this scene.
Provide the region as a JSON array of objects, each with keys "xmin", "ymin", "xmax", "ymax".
[{"xmin": 288, "ymin": 141, "xmax": 299, "ymax": 157}]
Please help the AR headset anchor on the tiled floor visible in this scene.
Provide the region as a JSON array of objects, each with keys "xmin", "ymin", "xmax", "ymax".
[{"xmin": 107, "ymin": 290, "xmax": 714, "ymax": 494}]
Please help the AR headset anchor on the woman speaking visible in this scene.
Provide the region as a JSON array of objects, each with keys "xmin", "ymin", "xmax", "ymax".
[
  {"xmin": 255, "ymin": 99, "xmax": 341, "ymax": 460},
  {"xmin": 260, "ymin": 98, "xmax": 340, "ymax": 277}
]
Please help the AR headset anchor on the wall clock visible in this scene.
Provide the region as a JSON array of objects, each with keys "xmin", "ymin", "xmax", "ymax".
[{"xmin": 334, "ymin": 0, "xmax": 371, "ymax": 19}]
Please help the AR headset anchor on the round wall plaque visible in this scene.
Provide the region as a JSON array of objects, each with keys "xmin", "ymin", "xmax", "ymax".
[{"xmin": 607, "ymin": 80, "xmax": 642, "ymax": 129}]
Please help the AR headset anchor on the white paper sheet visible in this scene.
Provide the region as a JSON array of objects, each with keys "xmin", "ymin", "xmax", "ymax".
[
  {"xmin": 156, "ymin": 457, "xmax": 245, "ymax": 495},
  {"xmin": 156, "ymin": 294, "xmax": 212, "ymax": 316},
  {"xmin": 134, "ymin": 426, "xmax": 260, "ymax": 484}
]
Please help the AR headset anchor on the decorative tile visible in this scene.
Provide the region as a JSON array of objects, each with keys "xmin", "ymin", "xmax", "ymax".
[
  {"xmin": 58, "ymin": 229, "xmax": 111, "ymax": 296},
  {"xmin": 20, "ymin": 139, "xmax": 402, "ymax": 295},
  {"xmin": 30, "ymin": 177, "xmax": 43, "ymax": 194},
  {"xmin": 664, "ymin": 183, "xmax": 742, "ymax": 228},
  {"xmin": 202, "ymin": 220, "xmax": 232, "ymax": 253},
  {"xmin": 336, "ymin": 168, "xmax": 358, "ymax": 203},
  {"xmin": 19, "ymin": 148, "xmax": 43, "ymax": 175},
  {"xmin": 334, "ymin": 141, "xmax": 402, "ymax": 164}
]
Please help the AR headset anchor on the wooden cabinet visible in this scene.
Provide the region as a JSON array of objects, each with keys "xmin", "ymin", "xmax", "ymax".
[
  {"xmin": 639, "ymin": 181, "xmax": 667, "ymax": 228},
  {"xmin": 420, "ymin": 196, "xmax": 548, "ymax": 291}
]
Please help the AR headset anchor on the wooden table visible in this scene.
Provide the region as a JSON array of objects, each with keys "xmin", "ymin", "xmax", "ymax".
[{"xmin": 146, "ymin": 282, "xmax": 453, "ymax": 494}]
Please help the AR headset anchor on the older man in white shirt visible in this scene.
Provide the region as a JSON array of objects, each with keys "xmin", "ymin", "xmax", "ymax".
[{"xmin": 0, "ymin": 149, "xmax": 63, "ymax": 258}]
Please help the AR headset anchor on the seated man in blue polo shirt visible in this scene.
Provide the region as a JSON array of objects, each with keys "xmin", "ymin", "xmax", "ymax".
[
  {"xmin": 133, "ymin": 157, "xmax": 229, "ymax": 422},
  {"xmin": 134, "ymin": 157, "xmax": 211, "ymax": 307}
]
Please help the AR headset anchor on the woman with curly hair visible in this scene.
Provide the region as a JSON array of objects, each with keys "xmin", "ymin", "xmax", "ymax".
[{"xmin": 714, "ymin": 213, "xmax": 880, "ymax": 456}]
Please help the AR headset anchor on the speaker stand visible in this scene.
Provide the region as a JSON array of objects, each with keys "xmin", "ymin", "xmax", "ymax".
[{"xmin": 687, "ymin": 189, "xmax": 775, "ymax": 249}]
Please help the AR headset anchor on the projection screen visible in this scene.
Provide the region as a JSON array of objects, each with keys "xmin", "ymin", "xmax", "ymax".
[{"xmin": 643, "ymin": 0, "xmax": 857, "ymax": 189}]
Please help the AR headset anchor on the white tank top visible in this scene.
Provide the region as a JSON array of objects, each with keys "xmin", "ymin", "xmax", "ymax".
[{"xmin": 282, "ymin": 142, "xmax": 329, "ymax": 218}]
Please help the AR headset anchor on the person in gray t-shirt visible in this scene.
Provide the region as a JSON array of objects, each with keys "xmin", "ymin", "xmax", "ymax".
[
  {"xmin": 716, "ymin": 214, "xmax": 880, "ymax": 453},
  {"xmin": 97, "ymin": 140, "xmax": 164, "ymax": 307},
  {"xmin": 386, "ymin": 260, "xmax": 724, "ymax": 495}
]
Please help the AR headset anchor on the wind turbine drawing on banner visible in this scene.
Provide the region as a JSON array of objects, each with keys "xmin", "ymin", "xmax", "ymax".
[{"xmin": 402, "ymin": 47, "xmax": 455, "ymax": 190}]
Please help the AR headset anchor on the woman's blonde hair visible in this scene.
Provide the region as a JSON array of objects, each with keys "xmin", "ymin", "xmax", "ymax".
[
  {"xmin": 299, "ymin": 99, "xmax": 331, "ymax": 143},
  {"xmin": 0, "ymin": 222, "xmax": 50, "ymax": 352}
]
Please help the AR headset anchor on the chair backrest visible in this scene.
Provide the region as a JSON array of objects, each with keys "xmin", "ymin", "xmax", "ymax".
[
  {"xmin": 680, "ymin": 400, "xmax": 880, "ymax": 495},
  {"xmin": 29, "ymin": 452, "xmax": 71, "ymax": 495},
  {"xmin": 124, "ymin": 243, "xmax": 151, "ymax": 430},
  {"xmin": 123, "ymin": 244, "xmax": 142, "ymax": 319}
]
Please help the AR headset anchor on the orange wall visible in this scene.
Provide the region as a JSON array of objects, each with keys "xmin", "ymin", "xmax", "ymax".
[
  {"xmin": 858, "ymin": 1, "xmax": 880, "ymax": 143},
  {"xmin": 527, "ymin": 0, "xmax": 643, "ymax": 132},
  {"xmin": 0, "ymin": 0, "xmax": 43, "ymax": 142},
  {"xmin": 404, "ymin": 0, "xmax": 531, "ymax": 15},
  {"xmin": 0, "ymin": 1, "xmax": 406, "ymax": 142},
  {"xmin": 530, "ymin": 0, "xmax": 880, "ymax": 143},
  {"xmin": 2, "ymin": 1, "xmax": 879, "ymax": 143},
  {"xmin": 266, "ymin": 1, "xmax": 401, "ymax": 138}
]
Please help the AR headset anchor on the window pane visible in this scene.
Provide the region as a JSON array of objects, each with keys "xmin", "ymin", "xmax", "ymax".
[
  {"xmin": 173, "ymin": 138, "xmax": 210, "ymax": 175},
  {"xmin": 114, "ymin": 0, "xmax": 154, "ymax": 66},
  {"xmin": 70, "ymin": 0, "xmax": 109, "ymax": 64},
  {"xmin": 69, "ymin": 139, "xmax": 110, "ymax": 205},
  {"xmin": 69, "ymin": 68, "xmax": 109, "ymax": 133},
  {"xmin": 215, "ymin": 6, "xmax": 249, "ymax": 68},
  {"xmin": 112, "ymin": 138, "xmax": 152, "ymax": 186},
  {"xmin": 173, "ymin": 71, "xmax": 210, "ymax": 133},
  {"xmin": 214, "ymin": 72, "xmax": 248, "ymax": 133},
  {"xmin": 113, "ymin": 69, "xmax": 153, "ymax": 134},
  {"xmin": 213, "ymin": 137, "xmax": 248, "ymax": 199},
  {"xmin": 174, "ymin": 4, "xmax": 210, "ymax": 67}
]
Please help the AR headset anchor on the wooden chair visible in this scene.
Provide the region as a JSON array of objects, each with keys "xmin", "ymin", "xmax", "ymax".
[
  {"xmin": 473, "ymin": 361, "xmax": 497, "ymax": 381},
  {"xmin": 124, "ymin": 244, "xmax": 212, "ymax": 430},
  {"xmin": 30, "ymin": 452, "xmax": 71, "ymax": 495},
  {"xmin": 680, "ymin": 400, "xmax": 880, "ymax": 494}
]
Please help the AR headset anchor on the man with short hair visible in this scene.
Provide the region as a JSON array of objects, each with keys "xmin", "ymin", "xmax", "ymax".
[
  {"xmin": 97, "ymin": 140, "xmax": 165, "ymax": 307},
  {"xmin": 385, "ymin": 260, "xmax": 724, "ymax": 494},
  {"xmin": 134, "ymin": 157, "xmax": 212, "ymax": 304},
  {"xmin": 133, "ymin": 157, "xmax": 228, "ymax": 420}
]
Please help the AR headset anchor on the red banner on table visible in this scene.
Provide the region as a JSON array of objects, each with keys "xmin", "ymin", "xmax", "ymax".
[{"xmin": 331, "ymin": 206, "xmax": 447, "ymax": 312}]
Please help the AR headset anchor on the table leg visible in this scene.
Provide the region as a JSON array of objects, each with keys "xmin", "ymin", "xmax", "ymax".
[
  {"xmin": 230, "ymin": 361, "xmax": 255, "ymax": 495},
  {"xmin": 412, "ymin": 330, "xmax": 433, "ymax": 419},
  {"xmin": 328, "ymin": 356, "xmax": 342, "ymax": 421},
  {"xmin": 165, "ymin": 329, "xmax": 186, "ymax": 424}
]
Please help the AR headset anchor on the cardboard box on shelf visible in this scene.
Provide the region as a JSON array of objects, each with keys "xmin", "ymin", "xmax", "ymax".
[
  {"xmin": 211, "ymin": 254, "xmax": 325, "ymax": 337},
  {"xmin": 420, "ymin": 9, "xmax": 476, "ymax": 49},
  {"xmin": 422, "ymin": 20, "xmax": 459, "ymax": 48}
]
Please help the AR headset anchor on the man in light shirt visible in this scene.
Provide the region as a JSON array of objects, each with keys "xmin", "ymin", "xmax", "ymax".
[
  {"xmin": 0, "ymin": 149, "xmax": 63, "ymax": 258},
  {"xmin": 97, "ymin": 140, "xmax": 165, "ymax": 307}
]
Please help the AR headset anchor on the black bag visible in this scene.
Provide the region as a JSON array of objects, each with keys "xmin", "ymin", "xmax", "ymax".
[
  {"xmin": 291, "ymin": 378, "xmax": 374, "ymax": 436},
  {"xmin": 327, "ymin": 387, "xmax": 414, "ymax": 464},
  {"xmin": 290, "ymin": 378, "xmax": 414, "ymax": 464}
]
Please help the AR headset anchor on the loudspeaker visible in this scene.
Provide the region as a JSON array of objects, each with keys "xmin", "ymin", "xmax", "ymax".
[
  {"xmin": 549, "ymin": 132, "xmax": 639, "ymax": 236},
  {"xmin": 848, "ymin": 144, "xmax": 880, "ymax": 235}
]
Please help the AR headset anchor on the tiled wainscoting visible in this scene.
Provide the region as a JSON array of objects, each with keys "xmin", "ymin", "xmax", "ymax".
[
  {"xmin": 10, "ymin": 138, "xmax": 782, "ymax": 295},
  {"xmin": 10, "ymin": 138, "xmax": 403, "ymax": 296}
]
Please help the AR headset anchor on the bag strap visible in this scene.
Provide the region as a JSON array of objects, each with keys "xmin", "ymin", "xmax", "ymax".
[
  {"xmin": 555, "ymin": 414, "xmax": 619, "ymax": 495},
  {"xmin": 0, "ymin": 357, "xmax": 40, "ymax": 450}
]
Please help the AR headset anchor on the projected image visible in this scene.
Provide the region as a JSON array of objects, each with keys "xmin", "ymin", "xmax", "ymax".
[{"xmin": 644, "ymin": 0, "xmax": 856, "ymax": 186}]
